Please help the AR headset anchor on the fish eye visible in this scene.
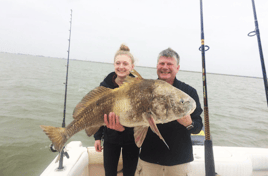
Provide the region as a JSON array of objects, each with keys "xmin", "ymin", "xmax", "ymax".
[{"xmin": 180, "ymin": 99, "xmax": 184, "ymax": 104}]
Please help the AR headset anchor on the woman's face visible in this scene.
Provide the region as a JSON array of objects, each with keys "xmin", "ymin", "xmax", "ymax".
[{"xmin": 114, "ymin": 54, "xmax": 134, "ymax": 78}]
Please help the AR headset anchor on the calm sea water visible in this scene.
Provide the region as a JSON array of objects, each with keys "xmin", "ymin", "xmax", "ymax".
[{"xmin": 0, "ymin": 52, "xmax": 267, "ymax": 176}]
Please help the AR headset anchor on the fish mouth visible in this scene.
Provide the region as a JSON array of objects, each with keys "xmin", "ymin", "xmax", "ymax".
[
  {"xmin": 188, "ymin": 101, "xmax": 196, "ymax": 115},
  {"xmin": 183, "ymin": 99, "xmax": 196, "ymax": 116}
]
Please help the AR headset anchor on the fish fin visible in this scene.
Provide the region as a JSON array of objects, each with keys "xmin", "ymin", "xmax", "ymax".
[
  {"xmin": 134, "ymin": 126, "xmax": 148, "ymax": 147},
  {"xmin": 55, "ymin": 154, "xmax": 60, "ymax": 163},
  {"xmin": 40, "ymin": 125, "xmax": 68, "ymax": 152},
  {"xmin": 121, "ymin": 69, "xmax": 143, "ymax": 86},
  {"xmin": 143, "ymin": 113, "xmax": 170, "ymax": 149},
  {"xmin": 73, "ymin": 86, "xmax": 112, "ymax": 119},
  {"xmin": 130, "ymin": 69, "xmax": 143, "ymax": 79},
  {"xmin": 85, "ymin": 126, "xmax": 101, "ymax": 137}
]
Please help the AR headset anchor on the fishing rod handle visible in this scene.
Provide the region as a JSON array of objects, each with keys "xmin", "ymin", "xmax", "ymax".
[{"xmin": 204, "ymin": 107, "xmax": 211, "ymax": 141}]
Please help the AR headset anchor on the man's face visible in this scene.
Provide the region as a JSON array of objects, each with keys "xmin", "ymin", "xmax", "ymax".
[{"xmin": 157, "ymin": 56, "xmax": 180, "ymax": 84}]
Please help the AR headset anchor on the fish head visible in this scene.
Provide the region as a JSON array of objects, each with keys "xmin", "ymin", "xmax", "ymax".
[{"xmin": 150, "ymin": 80, "xmax": 196, "ymax": 124}]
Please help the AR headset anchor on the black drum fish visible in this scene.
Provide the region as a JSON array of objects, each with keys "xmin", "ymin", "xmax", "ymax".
[{"xmin": 40, "ymin": 70, "xmax": 196, "ymax": 152}]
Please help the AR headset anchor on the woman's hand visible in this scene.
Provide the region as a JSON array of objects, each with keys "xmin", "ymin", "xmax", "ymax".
[
  {"xmin": 94, "ymin": 140, "xmax": 103, "ymax": 152},
  {"xmin": 104, "ymin": 112, "xmax": 125, "ymax": 132}
]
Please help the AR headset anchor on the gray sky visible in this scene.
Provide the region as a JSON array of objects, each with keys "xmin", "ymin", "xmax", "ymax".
[{"xmin": 1, "ymin": 0, "xmax": 268, "ymax": 77}]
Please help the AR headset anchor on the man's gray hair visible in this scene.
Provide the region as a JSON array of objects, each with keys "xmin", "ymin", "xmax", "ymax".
[{"xmin": 157, "ymin": 48, "xmax": 180, "ymax": 65}]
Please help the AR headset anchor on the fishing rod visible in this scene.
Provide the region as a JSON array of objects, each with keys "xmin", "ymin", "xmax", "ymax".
[
  {"xmin": 58, "ymin": 9, "xmax": 73, "ymax": 170},
  {"xmin": 199, "ymin": 1, "xmax": 216, "ymax": 176},
  {"xmin": 248, "ymin": 0, "xmax": 268, "ymax": 106},
  {"xmin": 63, "ymin": 9, "xmax": 73, "ymax": 128}
]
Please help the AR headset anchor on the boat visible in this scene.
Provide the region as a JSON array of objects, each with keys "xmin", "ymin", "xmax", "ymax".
[
  {"xmin": 40, "ymin": 1, "xmax": 268, "ymax": 175},
  {"xmin": 40, "ymin": 130, "xmax": 268, "ymax": 176}
]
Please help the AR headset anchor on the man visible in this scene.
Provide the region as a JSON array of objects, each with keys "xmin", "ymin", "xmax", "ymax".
[
  {"xmin": 135, "ymin": 48, "xmax": 203, "ymax": 176},
  {"xmin": 105, "ymin": 48, "xmax": 203, "ymax": 176}
]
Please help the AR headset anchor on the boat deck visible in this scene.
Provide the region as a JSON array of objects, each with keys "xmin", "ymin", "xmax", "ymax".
[{"xmin": 252, "ymin": 170, "xmax": 268, "ymax": 176}]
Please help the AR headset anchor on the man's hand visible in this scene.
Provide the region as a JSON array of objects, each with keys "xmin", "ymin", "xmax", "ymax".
[
  {"xmin": 94, "ymin": 140, "xmax": 103, "ymax": 152},
  {"xmin": 177, "ymin": 114, "xmax": 192, "ymax": 127},
  {"xmin": 104, "ymin": 112, "xmax": 125, "ymax": 132}
]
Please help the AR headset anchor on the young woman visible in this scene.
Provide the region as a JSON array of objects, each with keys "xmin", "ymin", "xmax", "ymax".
[{"xmin": 94, "ymin": 44, "xmax": 140, "ymax": 176}]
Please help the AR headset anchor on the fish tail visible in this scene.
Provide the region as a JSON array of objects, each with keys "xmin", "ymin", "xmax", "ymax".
[{"xmin": 40, "ymin": 125, "xmax": 68, "ymax": 152}]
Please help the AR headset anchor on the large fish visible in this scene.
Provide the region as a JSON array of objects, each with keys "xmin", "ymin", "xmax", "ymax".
[{"xmin": 40, "ymin": 70, "xmax": 196, "ymax": 152}]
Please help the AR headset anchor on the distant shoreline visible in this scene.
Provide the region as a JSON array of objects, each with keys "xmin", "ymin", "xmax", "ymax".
[{"xmin": 0, "ymin": 51, "xmax": 262, "ymax": 79}]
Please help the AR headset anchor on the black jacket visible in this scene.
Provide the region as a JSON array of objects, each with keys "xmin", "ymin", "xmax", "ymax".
[
  {"xmin": 139, "ymin": 78, "xmax": 203, "ymax": 166},
  {"xmin": 93, "ymin": 72, "xmax": 136, "ymax": 145}
]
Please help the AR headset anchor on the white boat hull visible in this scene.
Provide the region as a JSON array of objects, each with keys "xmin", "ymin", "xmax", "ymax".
[{"xmin": 40, "ymin": 141, "xmax": 268, "ymax": 176}]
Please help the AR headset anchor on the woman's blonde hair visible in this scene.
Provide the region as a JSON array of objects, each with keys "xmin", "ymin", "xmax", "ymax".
[{"xmin": 114, "ymin": 44, "xmax": 135, "ymax": 64}]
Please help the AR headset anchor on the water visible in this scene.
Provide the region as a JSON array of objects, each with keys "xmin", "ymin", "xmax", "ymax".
[{"xmin": 0, "ymin": 52, "xmax": 267, "ymax": 176}]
